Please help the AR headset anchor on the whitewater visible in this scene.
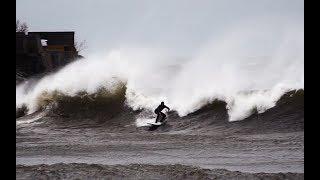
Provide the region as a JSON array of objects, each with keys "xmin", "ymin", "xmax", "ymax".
[{"xmin": 16, "ymin": 19, "xmax": 303, "ymax": 121}]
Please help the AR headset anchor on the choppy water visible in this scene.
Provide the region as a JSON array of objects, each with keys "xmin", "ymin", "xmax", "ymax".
[{"xmin": 16, "ymin": 90, "xmax": 304, "ymax": 179}]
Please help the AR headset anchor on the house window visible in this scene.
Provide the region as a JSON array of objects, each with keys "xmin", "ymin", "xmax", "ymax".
[{"xmin": 41, "ymin": 39, "xmax": 48, "ymax": 47}]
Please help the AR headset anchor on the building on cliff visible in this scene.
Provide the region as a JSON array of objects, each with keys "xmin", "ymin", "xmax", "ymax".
[{"xmin": 16, "ymin": 31, "xmax": 81, "ymax": 76}]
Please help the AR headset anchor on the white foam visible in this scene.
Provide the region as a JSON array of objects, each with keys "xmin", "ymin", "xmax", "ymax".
[
  {"xmin": 16, "ymin": 17, "xmax": 303, "ymax": 121},
  {"xmin": 16, "ymin": 110, "xmax": 47, "ymax": 125},
  {"xmin": 135, "ymin": 118, "xmax": 156, "ymax": 127}
]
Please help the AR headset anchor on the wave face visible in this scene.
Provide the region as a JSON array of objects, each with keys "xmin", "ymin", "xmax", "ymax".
[
  {"xmin": 16, "ymin": 88, "xmax": 303, "ymax": 134},
  {"xmin": 16, "ymin": 17, "xmax": 303, "ymax": 121}
]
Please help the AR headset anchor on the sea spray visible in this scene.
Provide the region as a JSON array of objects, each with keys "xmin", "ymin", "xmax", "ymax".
[{"xmin": 16, "ymin": 18, "xmax": 303, "ymax": 121}]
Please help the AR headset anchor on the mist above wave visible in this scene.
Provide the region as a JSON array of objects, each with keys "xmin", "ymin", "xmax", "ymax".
[{"xmin": 16, "ymin": 18, "xmax": 303, "ymax": 121}]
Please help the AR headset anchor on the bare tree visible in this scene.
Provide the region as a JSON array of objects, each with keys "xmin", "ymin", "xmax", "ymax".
[
  {"xmin": 16, "ymin": 20, "xmax": 29, "ymax": 33},
  {"xmin": 16, "ymin": 20, "xmax": 20, "ymax": 32}
]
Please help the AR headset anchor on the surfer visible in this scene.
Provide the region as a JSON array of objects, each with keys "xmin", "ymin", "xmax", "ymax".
[{"xmin": 154, "ymin": 102, "xmax": 170, "ymax": 123}]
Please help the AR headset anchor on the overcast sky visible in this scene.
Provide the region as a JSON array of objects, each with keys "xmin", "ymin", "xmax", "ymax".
[{"xmin": 16, "ymin": 0, "xmax": 303, "ymax": 56}]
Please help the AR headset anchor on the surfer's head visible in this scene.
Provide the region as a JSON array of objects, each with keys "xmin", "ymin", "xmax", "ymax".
[{"xmin": 161, "ymin": 101, "xmax": 164, "ymax": 105}]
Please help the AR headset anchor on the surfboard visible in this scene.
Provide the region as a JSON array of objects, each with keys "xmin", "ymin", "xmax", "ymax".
[
  {"xmin": 147, "ymin": 119, "xmax": 167, "ymax": 126},
  {"xmin": 147, "ymin": 122, "xmax": 162, "ymax": 126}
]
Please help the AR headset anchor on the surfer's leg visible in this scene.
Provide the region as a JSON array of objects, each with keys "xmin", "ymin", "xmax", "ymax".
[
  {"xmin": 155, "ymin": 112, "xmax": 160, "ymax": 123},
  {"xmin": 160, "ymin": 112, "xmax": 166, "ymax": 122}
]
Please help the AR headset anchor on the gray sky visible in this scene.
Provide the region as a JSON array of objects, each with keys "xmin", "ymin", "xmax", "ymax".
[{"xmin": 16, "ymin": 0, "xmax": 303, "ymax": 56}]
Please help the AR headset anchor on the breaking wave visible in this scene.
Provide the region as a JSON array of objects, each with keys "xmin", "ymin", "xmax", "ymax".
[
  {"xmin": 15, "ymin": 56, "xmax": 303, "ymax": 122},
  {"xmin": 16, "ymin": 76, "xmax": 304, "ymax": 132},
  {"xmin": 16, "ymin": 17, "xmax": 303, "ymax": 121}
]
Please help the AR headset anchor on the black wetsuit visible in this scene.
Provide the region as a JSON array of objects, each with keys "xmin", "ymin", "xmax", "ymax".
[{"xmin": 154, "ymin": 104, "xmax": 170, "ymax": 123}]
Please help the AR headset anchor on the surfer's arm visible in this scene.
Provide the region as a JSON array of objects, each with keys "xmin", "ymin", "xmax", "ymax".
[{"xmin": 165, "ymin": 105, "xmax": 170, "ymax": 111}]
